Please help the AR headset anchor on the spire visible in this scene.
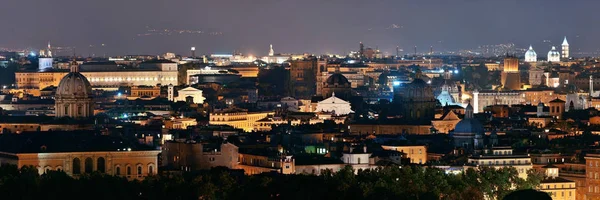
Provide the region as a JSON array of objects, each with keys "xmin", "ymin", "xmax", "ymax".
[
  {"xmin": 269, "ymin": 44, "xmax": 274, "ymax": 56},
  {"xmin": 551, "ymin": 46, "xmax": 556, "ymax": 51},
  {"xmin": 562, "ymin": 36, "xmax": 569, "ymax": 46},
  {"xmin": 465, "ymin": 103, "xmax": 474, "ymax": 119},
  {"xmin": 529, "ymin": 45, "xmax": 533, "ymax": 50}
]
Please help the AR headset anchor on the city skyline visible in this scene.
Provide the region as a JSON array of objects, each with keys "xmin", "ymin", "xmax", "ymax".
[{"xmin": 1, "ymin": 0, "xmax": 599, "ymax": 56}]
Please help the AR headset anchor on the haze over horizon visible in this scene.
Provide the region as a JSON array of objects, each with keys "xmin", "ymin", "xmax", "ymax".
[{"xmin": 1, "ymin": 0, "xmax": 598, "ymax": 56}]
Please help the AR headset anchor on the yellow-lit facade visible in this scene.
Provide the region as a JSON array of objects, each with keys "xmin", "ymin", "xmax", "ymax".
[
  {"xmin": 209, "ymin": 109, "xmax": 274, "ymax": 132},
  {"xmin": 381, "ymin": 145, "xmax": 427, "ymax": 164},
  {"xmin": 0, "ymin": 150, "xmax": 160, "ymax": 181}
]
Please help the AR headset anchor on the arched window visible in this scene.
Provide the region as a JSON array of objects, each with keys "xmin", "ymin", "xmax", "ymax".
[
  {"xmin": 72, "ymin": 158, "xmax": 81, "ymax": 175},
  {"xmin": 97, "ymin": 157, "xmax": 105, "ymax": 173},
  {"xmin": 148, "ymin": 165, "xmax": 154, "ymax": 175},
  {"xmin": 84, "ymin": 157, "xmax": 93, "ymax": 173},
  {"xmin": 126, "ymin": 166, "xmax": 132, "ymax": 176},
  {"xmin": 115, "ymin": 166, "xmax": 121, "ymax": 175},
  {"xmin": 357, "ymin": 157, "xmax": 361, "ymax": 164},
  {"xmin": 137, "ymin": 166, "xmax": 143, "ymax": 177}
]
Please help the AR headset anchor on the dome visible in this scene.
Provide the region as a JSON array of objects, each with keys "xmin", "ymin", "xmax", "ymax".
[
  {"xmin": 547, "ymin": 46, "xmax": 561, "ymax": 62},
  {"xmin": 404, "ymin": 77, "xmax": 434, "ymax": 100},
  {"xmin": 437, "ymin": 90, "xmax": 456, "ymax": 106},
  {"xmin": 525, "ymin": 45, "xmax": 537, "ymax": 62},
  {"xmin": 56, "ymin": 72, "xmax": 92, "ymax": 97},
  {"xmin": 454, "ymin": 104, "xmax": 484, "ymax": 134},
  {"xmin": 325, "ymin": 73, "xmax": 350, "ymax": 86}
]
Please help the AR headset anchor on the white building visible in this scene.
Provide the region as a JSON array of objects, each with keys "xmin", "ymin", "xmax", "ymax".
[
  {"xmin": 466, "ymin": 147, "xmax": 533, "ymax": 179},
  {"xmin": 173, "ymin": 87, "xmax": 206, "ymax": 104},
  {"xmin": 315, "ymin": 93, "xmax": 353, "ymax": 115}
]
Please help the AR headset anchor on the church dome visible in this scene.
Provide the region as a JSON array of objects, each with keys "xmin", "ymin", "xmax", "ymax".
[
  {"xmin": 437, "ymin": 90, "xmax": 456, "ymax": 106},
  {"xmin": 404, "ymin": 77, "xmax": 434, "ymax": 100},
  {"xmin": 325, "ymin": 73, "xmax": 350, "ymax": 86},
  {"xmin": 547, "ymin": 46, "xmax": 561, "ymax": 62},
  {"xmin": 454, "ymin": 104, "xmax": 484, "ymax": 134},
  {"xmin": 525, "ymin": 45, "xmax": 537, "ymax": 62},
  {"xmin": 56, "ymin": 72, "xmax": 92, "ymax": 98}
]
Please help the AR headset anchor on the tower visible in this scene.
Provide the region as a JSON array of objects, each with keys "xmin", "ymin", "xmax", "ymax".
[
  {"xmin": 359, "ymin": 42, "xmax": 364, "ymax": 58},
  {"xmin": 167, "ymin": 84, "xmax": 174, "ymax": 101},
  {"xmin": 562, "ymin": 36, "xmax": 569, "ymax": 59},
  {"xmin": 501, "ymin": 56, "xmax": 521, "ymax": 90},
  {"xmin": 191, "ymin": 47, "xmax": 196, "ymax": 58},
  {"xmin": 47, "ymin": 42, "xmax": 52, "ymax": 57},
  {"xmin": 269, "ymin": 44, "xmax": 274, "ymax": 56}
]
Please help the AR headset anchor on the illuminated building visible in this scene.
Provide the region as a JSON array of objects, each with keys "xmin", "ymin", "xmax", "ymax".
[
  {"xmin": 431, "ymin": 109, "xmax": 461, "ymax": 134},
  {"xmin": 583, "ymin": 154, "xmax": 600, "ymax": 199},
  {"xmin": 162, "ymin": 141, "xmax": 239, "ymax": 171},
  {"xmin": 548, "ymin": 46, "xmax": 561, "ymax": 62},
  {"xmin": 466, "ymin": 147, "xmax": 533, "ymax": 179},
  {"xmin": 54, "ymin": 61, "xmax": 94, "ymax": 118},
  {"xmin": 209, "ymin": 108, "xmax": 273, "ymax": 132},
  {"xmin": 562, "ymin": 37, "xmax": 569, "ymax": 59},
  {"xmin": 0, "ymin": 132, "xmax": 160, "ymax": 180},
  {"xmin": 16, "ymin": 60, "xmax": 178, "ymax": 91},
  {"xmin": 315, "ymin": 92, "xmax": 353, "ymax": 115},
  {"xmin": 525, "ymin": 45, "xmax": 538, "ymax": 62},
  {"xmin": 380, "ymin": 145, "xmax": 427, "ymax": 164},
  {"xmin": 170, "ymin": 86, "xmax": 206, "ymax": 104},
  {"xmin": 472, "ymin": 90, "xmax": 523, "ymax": 113},
  {"xmin": 129, "ymin": 86, "xmax": 161, "ymax": 99},
  {"xmin": 501, "ymin": 56, "xmax": 521, "ymax": 90},
  {"xmin": 238, "ymin": 152, "xmax": 295, "ymax": 175},
  {"xmin": 537, "ymin": 165, "xmax": 577, "ymax": 200}
]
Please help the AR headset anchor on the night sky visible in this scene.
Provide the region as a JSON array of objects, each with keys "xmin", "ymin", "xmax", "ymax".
[{"xmin": 1, "ymin": 0, "xmax": 598, "ymax": 56}]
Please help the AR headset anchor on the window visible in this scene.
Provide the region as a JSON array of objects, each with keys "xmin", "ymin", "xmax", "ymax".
[
  {"xmin": 84, "ymin": 158, "xmax": 93, "ymax": 174},
  {"xmin": 97, "ymin": 157, "xmax": 105, "ymax": 173},
  {"xmin": 137, "ymin": 166, "xmax": 142, "ymax": 177},
  {"xmin": 127, "ymin": 166, "xmax": 132, "ymax": 176},
  {"xmin": 116, "ymin": 166, "xmax": 121, "ymax": 175},
  {"xmin": 72, "ymin": 158, "xmax": 81, "ymax": 175},
  {"xmin": 358, "ymin": 157, "xmax": 361, "ymax": 164},
  {"xmin": 148, "ymin": 166, "xmax": 154, "ymax": 175},
  {"xmin": 64, "ymin": 106, "xmax": 69, "ymax": 115},
  {"xmin": 77, "ymin": 106, "xmax": 82, "ymax": 115}
]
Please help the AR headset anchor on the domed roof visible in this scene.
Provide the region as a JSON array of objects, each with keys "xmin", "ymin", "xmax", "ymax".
[
  {"xmin": 437, "ymin": 90, "xmax": 456, "ymax": 106},
  {"xmin": 525, "ymin": 45, "xmax": 537, "ymax": 62},
  {"xmin": 547, "ymin": 46, "xmax": 561, "ymax": 62},
  {"xmin": 325, "ymin": 73, "xmax": 350, "ymax": 86},
  {"xmin": 56, "ymin": 71, "xmax": 92, "ymax": 98},
  {"xmin": 454, "ymin": 103, "xmax": 484, "ymax": 134}
]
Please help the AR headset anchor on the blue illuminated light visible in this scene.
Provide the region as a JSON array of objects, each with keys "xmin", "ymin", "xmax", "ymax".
[{"xmin": 393, "ymin": 81, "xmax": 401, "ymax": 86}]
